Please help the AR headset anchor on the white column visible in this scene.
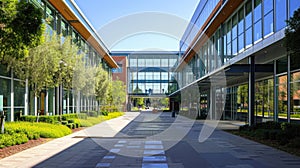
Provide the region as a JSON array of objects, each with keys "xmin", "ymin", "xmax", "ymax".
[
  {"xmin": 67, "ymin": 92, "xmax": 70, "ymax": 114},
  {"xmin": 10, "ymin": 70, "xmax": 14, "ymax": 121},
  {"xmin": 34, "ymin": 96, "xmax": 37, "ymax": 116},
  {"xmin": 24, "ymin": 79, "xmax": 28, "ymax": 116},
  {"xmin": 53, "ymin": 92, "xmax": 56, "ymax": 115}
]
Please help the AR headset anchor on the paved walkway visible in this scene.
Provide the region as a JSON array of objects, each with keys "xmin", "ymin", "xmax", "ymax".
[
  {"xmin": 1, "ymin": 112, "xmax": 300, "ymax": 168},
  {"xmin": 0, "ymin": 112, "xmax": 140, "ymax": 168}
]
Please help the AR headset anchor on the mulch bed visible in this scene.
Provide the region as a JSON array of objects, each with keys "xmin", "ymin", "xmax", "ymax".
[{"xmin": 0, "ymin": 138, "xmax": 51, "ymax": 159}]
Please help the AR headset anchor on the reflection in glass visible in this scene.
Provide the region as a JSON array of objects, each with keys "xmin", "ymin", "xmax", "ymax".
[{"xmin": 275, "ymin": 0, "xmax": 287, "ymax": 31}]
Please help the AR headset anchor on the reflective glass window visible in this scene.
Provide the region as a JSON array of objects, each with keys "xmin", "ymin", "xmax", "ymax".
[
  {"xmin": 138, "ymin": 59, "xmax": 146, "ymax": 67},
  {"xmin": 161, "ymin": 72, "xmax": 168, "ymax": 80},
  {"xmin": 138, "ymin": 72, "xmax": 145, "ymax": 80},
  {"xmin": 264, "ymin": 11, "xmax": 274, "ymax": 36},
  {"xmin": 232, "ymin": 14, "xmax": 238, "ymax": 39},
  {"xmin": 161, "ymin": 59, "xmax": 168, "ymax": 67},
  {"xmin": 232, "ymin": 38, "xmax": 238, "ymax": 55},
  {"xmin": 146, "ymin": 72, "xmax": 153, "ymax": 80},
  {"xmin": 153, "ymin": 72, "xmax": 160, "ymax": 80},
  {"xmin": 245, "ymin": 0, "xmax": 253, "ymax": 29},
  {"xmin": 275, "ymin": 0, "xmax": 287, "ymax": 31},
  {"xmin": 246, "ymin": 27, "xmax": 253, "ymax": 47},
  {"xmin": 264, "ymin": 0, "xmax": 273, "ymax": 14},
  {"xmin": 254, "ymin": 20, "xmax": 262, "ymax": 42},
  {"xmin": 130, "ymin": 59, "xmax": 137, "ymax": 67},
  {"xmin": 254, "ymin": 0, "xmax": 262, "ymax": 23},
  {"xmin": 238, "ymin": 8, "xmax": 244, "ymax": 35}
]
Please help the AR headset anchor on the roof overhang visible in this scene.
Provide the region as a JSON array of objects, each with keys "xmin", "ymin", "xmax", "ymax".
[{"xmin": 48, "ymin": 0, "xmax": 118, "ymax": 68}]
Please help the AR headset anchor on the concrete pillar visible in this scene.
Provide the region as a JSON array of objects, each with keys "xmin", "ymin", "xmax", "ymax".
[
  {"xmin": 287, "ymin": 55, "xmax": 291, "ymax": 123},
  {"xmin": 10, "ymin": 70, "xmax": 14, "ymax": 121},
  {"xmin": 248, "ymin": 56, "xmax": 255, "ymax": 126},
  {"xmin": 24, "ymin": 79, "xmax": 28, "ymax": 116}
]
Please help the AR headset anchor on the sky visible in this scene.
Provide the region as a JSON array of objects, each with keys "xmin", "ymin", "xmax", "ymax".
[{"xmin": 73, "ymin": 0, "xmax": 200, "ymax": 51}]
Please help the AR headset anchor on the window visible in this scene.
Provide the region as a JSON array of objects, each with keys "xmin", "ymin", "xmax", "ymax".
[
  {"xmin": 153, "ymin": 72, "xmax": 160, "ymax": 80},
  {"xmin": 264, "ymin": 12, "xmax": 274, "ymax": 37},
  {"xmin": 275, "ymin": 0, "xmax": 287, "ymax": 31},
  {"xmin": 161, "ymin": 59, "xmax": 168, "ymax": 67},
  {"xmin": 138, "ymin": 59, "xmax": 146, "ymax": 67},
  {"xmin": 254, "ymin": 0, "xmax": 262, "ymax": 42},
  {"xmin": 138, "ymin": 72, "xmax": 145, "ymax": 80},
  {"xmin": 238, "ymin": 8, "xmax": 245, "ymax": 52},
  {"xmin": 254, "ymin": 20, "xmax": 262, "ymax": 42},
  {"xmin": 146, "ymin": 72, "xmax": 153, "ymax": 80},
  {"xmin": 245, "ymin": 0, "xmax": 253, "ymax": 47},
  {"xmin": 161, "ymin": 72, "xmax": 168, "ymax": 80},
  {"xmin": 130, "ymin": 59, "xmax": 137, "ymax": 67}
]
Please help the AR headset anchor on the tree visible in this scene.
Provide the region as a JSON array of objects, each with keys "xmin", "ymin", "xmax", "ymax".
[
  {"xmin": 110, "ymin": 79, "xmax": 126, "ymax": 111},
  {"xmin": 14, "ymin": 33, "xmax": 81, "ymax": 96},
  {"xmin": 285, "ymin": 7, "xmax": 300, "ymax": 54},
  {"xmin": 14, "ymin": 33, "xmax": 61, "ymax": 96},
  {"xmin": 95, "ymin": 65, "xmax": 109, "ymax": 105},
  {"xmin": 0, "ymin": 0, "xmax": 43, "ymax": 67}
]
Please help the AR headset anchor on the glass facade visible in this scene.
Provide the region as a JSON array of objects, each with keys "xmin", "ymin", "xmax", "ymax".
[
  {"xmin": 174, "ymin": 0, "xmax": 300, "ymax": 123},
  {"xmin": 128, "ymin": 54, "xmax": 178, "ymax": 95},
  {"xmin": 0, "ymin": 0, "xmax": 114, "ymax": 121}
]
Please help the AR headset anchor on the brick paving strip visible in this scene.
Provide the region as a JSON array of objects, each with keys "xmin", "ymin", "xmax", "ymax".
[{"xmin": 0, "ymin": 112, "xmax": 140, "ymax": 168}]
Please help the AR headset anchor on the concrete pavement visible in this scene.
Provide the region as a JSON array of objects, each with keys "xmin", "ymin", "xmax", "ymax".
[{"xmin": 0, "ymin": 111, "xmax": 300, "ymax": 168}]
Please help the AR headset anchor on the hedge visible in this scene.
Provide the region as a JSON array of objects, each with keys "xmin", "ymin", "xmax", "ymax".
[{"xmin": 0, "ymin": 122, "xmax": 72, "ymax": 149}]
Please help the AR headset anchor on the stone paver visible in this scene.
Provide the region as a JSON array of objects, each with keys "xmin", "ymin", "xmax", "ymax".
[{"xmin": 0, "ymin": 112, "xmax": 139, "ymax": 168}]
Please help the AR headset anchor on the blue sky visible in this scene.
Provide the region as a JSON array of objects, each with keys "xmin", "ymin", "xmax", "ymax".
[{"xmin": 74, "ymin": 0, "xmax": 200, "ymax": 51}]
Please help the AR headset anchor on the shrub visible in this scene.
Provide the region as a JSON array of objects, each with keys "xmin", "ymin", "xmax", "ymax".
[
  {"xmin": 61, "ymin": 121, "xmax": 68, "ymax": 125},
  {"xmin": 77, "ymin": 113, "xmax": 87, "ymax": 120},
  {"xmin": 68, "ymin": 119, "xmax": 74, "ymax": 123},
  {"xmin": 101, "ymin": 111, "xmax": 108, "ymax": 116}
]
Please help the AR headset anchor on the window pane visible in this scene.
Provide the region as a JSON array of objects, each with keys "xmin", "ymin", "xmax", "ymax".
[
  {"xmin": 138, "ymin": 72, "xmax": 145, "ymax": 80},
  {"xmin": 161, "ymin": 72, "xmax": 168, "ymax": 80},
  {"xmin": 245, "ymin": 0, "xmax": 253, "ymax": 29},
  {"xmin": 161, "ymin": 59, "xmax": 168, "ymax": 67},
  {"xmin": 246, "ymin": 27, "xmax": 252, "ymax": 47},
  {"xmin": 227, "ymin": 21, "xmax": 232, "ymax": 43},
  {"xmin": 146, "ymin": 72, "xmax": 153, "ymax": 80},
  {"xmin": 275, "ymin": 0, "xmax": 287, "ymax": 31},
  {"xmin": 238, "ymin": 33, "xmax": 244, "ymax": 52},
  {"xmin": 264, "ymin": 0, "xmax": 273, "ymax": 14},
  {"xmin": 138, "ymin": 59, "xmax": 146, "ymax": 67},
  {"xmin": 153, "ymin": 72, "xmax": 160, "ymax": 80},
  {"xmin": 130, "ymin": 59, "xmax": 137, "ymax": 67},
  {"xmin": 254, "ymin": 20, "xmax": 262, "ymax": 42},
  {"xmin": 264, "ymin": 12, "xmax": 274, "ymax": 36},
  {"xmin": 232, "ymin": 38, "xmax": 238, "ymax": 55},
  {"xmin": 254, "ymin": 0, "xmax": 262, "ymax": 23},
  {"xmin": 232, "ymin": 14, "xmax": 238, "ymax": 39},
  {"xmin": 290, "ymin": 0, "xmax": 300, "ymax": 17},
  {"xmin": 238, "ymin": 8, "xmax": 244, "ymax": 35}
]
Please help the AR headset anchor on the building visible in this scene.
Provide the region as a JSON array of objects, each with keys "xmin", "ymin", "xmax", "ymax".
[
  {"xmin": 111, "ymin": 51, "xmax": 179, "ymax": 111},
  {"xmin": 0, "ymin": 0, "xmax": 118, "ymax": 121},
  {"xmin": 112, "ymin": 56, "xmax": 128, "ymax": 111},
  {"xmin": 170, "ymin": 0, "xmax": 300, "ymax": 125}
]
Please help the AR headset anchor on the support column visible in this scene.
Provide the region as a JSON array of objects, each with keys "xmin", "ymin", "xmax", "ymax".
[
  {"xmin": 46, "ymin": 90, "xmax": 48, "ymax": 115},
  {"xmin": 67, "ymin": 92, "xmax": 69, "ymax": 114},
  {"xmin": 10, "ymin": 70, "xmax": 14, "ymax": 121},
  {"xmin": 24, "ymin": 79, "xmax": 28, "ymax": 116},
  {"xmin": 53, "ymin": 91, "xmax": 56, "ymax": 115},
  {"xmin": 56, "ymin": 87, "xmax": 59, "ymax": 115},
  {"xmin": 248, "ymin": 56, "xmax": 255, "ymax": 126},
  {"xmin": 287, "ymin": 55, "xmax": 291, "ymax": 123},
  {"xmin": 274, "ymin": 60, "xmax": 278, "ymax": 122},
  {"xmin": 34, "ymin": 96, "xmax": 37, "ymax": 116},
  {"xmin": 210, "ymin": 87, "xmax": 215, "ymax": 120}
]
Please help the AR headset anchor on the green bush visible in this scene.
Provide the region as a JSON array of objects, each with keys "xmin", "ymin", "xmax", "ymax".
[
  {"xmin": 61, "ymin": 121, "xmax": 68, "ymax": 125},
  {"xmin": 77, "ymin": 113, "xmax": 87, "ymax": 119},
  {"xmin": 101, "ymin": 111, "xmax": 108, "ymax": 116},
  {"xmin": 68, "ymin": 119, "xmax": 74, "ymax": 123}
]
